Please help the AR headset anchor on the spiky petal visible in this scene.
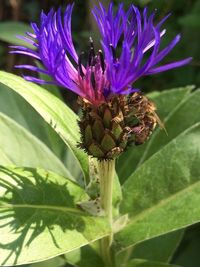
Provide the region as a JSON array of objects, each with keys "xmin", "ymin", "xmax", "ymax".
[
  {"xmin": 93, "ymin": 3, "xmax": 192, "ymax": 93},
  {"xmin": 11, "ymin": 2, "xmax": 192, "ymax": 105}
]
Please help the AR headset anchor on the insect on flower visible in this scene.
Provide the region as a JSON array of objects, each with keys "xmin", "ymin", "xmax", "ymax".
[{"xmin": 11, "ymin": 2, "xmax": 192, "ymax": 159}]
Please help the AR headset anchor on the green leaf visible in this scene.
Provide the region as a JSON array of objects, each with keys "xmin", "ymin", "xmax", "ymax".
[
  {"xmin": 0, "ymin": 166, "xmax": 109, "ymax": 266},
  {"xmin": 64, "ymin": 243, "xmax": 104, "ymax": 267},
  {"xmin": 173, "ymin": 224, "xmax": 200, "ymax": 267},
  {"xmin": 126, "ymin": 259, "xmax": 180, "ymax": 267},
  {"xmin": 115, "ymin": 123, "xmax": 200, "ymax": 249},
  {"xmin": 117, "ymin": 86, "xmax": 193, "ymax": 183},
  {"xmin": 117, "ymin": 230, "xmax": 184, "ymax": 265},
  {"xmin": 0, "ymin": 71, "xmax": 89, "ymax": 181},
  {"xmin": 131, "ymin": 231, "xmax": 183, "ymax": 262},
  {"xmin": 36, "ymin": 61, "xmax": 63, "ymax": 99},
  {"xmin": 0, "ymin": 22, "xmax": 34, "ymax": 48},
  {"xmin": 33, "ymin": 62, "xmax": 65, "ymax": 157},
  {"xmin": 139, "ymin": 88, "xmax": 200, "ymax": 166},
  {"xmin": 64, "ymin": 148, "xmax": 84, "ymax": 185},
  {"xmin": 29, "ymin": 257, "xmax": 65, "ymax": 267},
  {"xmin": 0, "ymin": 112, "xmax": 72, "ymax": 179},
  {"xmin": 0, "ymin": 83, "xmax": 66, "ymax": 161}
]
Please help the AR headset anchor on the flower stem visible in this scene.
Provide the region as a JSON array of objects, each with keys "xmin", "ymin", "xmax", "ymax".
[{"xmin": 98, "ymin": 159, "xmax": 115, "ymax": 267}]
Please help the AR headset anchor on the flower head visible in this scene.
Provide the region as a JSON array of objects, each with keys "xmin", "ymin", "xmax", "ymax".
[
  {"xmin": 11, "ymin": 3, "xmax": 192, "ymax": 159},
  {"xmin": 11, "ymin": 2, "xmax": 191, "ymax": 106}
]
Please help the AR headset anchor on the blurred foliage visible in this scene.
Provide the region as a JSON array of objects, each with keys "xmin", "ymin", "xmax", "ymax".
[{"xmin": 0, "ymin": 21, "xmax": 33, "ymax": 47}]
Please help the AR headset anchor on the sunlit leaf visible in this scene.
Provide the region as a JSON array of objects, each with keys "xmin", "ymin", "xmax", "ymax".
[
  {"xmin": 0, "ymin": 167, "xmax": 109, "ymax": 266},
  {"xmin": 29, "ymin": 257, "xmax": 65, "ymax": 267},
  {"xmin": 0, "ymin": 71, "xmax": 89, "ymax": 182},
  {"xmin": 115, "ymin": 123, "xmax": 200, "ymax": 249},
  {"xmin": 0, "ymin": 112, "xmax": 72, "ymax": 179},
  {"xmin": 0, "ymin": 83, "xmax": 66, "ymax": 160}
]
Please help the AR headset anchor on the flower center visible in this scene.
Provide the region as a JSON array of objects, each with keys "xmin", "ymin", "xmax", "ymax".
[{"xmin": 77, "ymin": 38, "xmax": 110, "ymax": 105}]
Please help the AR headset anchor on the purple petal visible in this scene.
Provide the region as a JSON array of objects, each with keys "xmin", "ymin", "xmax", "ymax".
[
  {"xmin": 23, "ymin": 75, "xmax": 56, "ymax": 85},
  {"xmin": 11, "ymin": 5, "xmax": 79, "ymax": 96},
  {"xmin": 101, "ymin": 4, "xmax": 191, "ymax": 94},
  {"xmin": 26, "ymin": 31, "xmax": 37, "ymax": 39},
  {"xmin": 11, "ymin": 2, "xmax": 192, "ymax": 100},
  {"xmin": 15, "ymin": 65, "xmax": 49, "ymax": 74},
  {"xmin": 132, "ymin": 5, "xmax": 142, "ymax": 44},
  {"xmin": 156, "ymin": 13, "xmax": 171, "ymax": 29},
  {"xmin": 153, "ymin": 34, "xmax": 181, "ymax": 65},
  {"xmin": 16, "ymin": 35, "xmax": 38, "ymax": 47},
  {"xmin": 92, "ymin": 2, "xmax": 124, "ymax": 48},
  {"xmin": 10, "ymin": 50, "xmax": 40, "ymax": 60},
  {"xmin": 146, "ymin": 57, "xmax": 192, "ymax": 75},
  {"xmin": 143, "ymin": 29, "xmax": 166, "ymax": 53}
]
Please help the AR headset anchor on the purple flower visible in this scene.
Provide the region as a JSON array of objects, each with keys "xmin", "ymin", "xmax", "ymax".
[{"xmin": 11, "ymin": 2, "xmax": 192, "ymax": 105}]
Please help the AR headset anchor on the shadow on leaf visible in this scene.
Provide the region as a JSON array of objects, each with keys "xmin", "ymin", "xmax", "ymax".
[{"xmin": 0, "ymin": 166, "xmax": 88, "ymax": 265}]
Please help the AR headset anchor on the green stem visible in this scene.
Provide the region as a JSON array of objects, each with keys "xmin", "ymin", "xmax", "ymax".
[{"xmin": 98, "ymin": 159, "xmax": 115, "ymax": 267}]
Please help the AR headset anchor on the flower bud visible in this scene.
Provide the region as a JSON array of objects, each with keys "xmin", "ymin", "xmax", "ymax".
[{"xmin": 79, "ymin": 92, "xmax": 158, "ymax": 159}]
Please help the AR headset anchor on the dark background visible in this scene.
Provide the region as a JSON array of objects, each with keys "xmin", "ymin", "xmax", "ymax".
[{"xmin": 0, "ymin": 0, "xmax": 199, "ymax": 267}]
